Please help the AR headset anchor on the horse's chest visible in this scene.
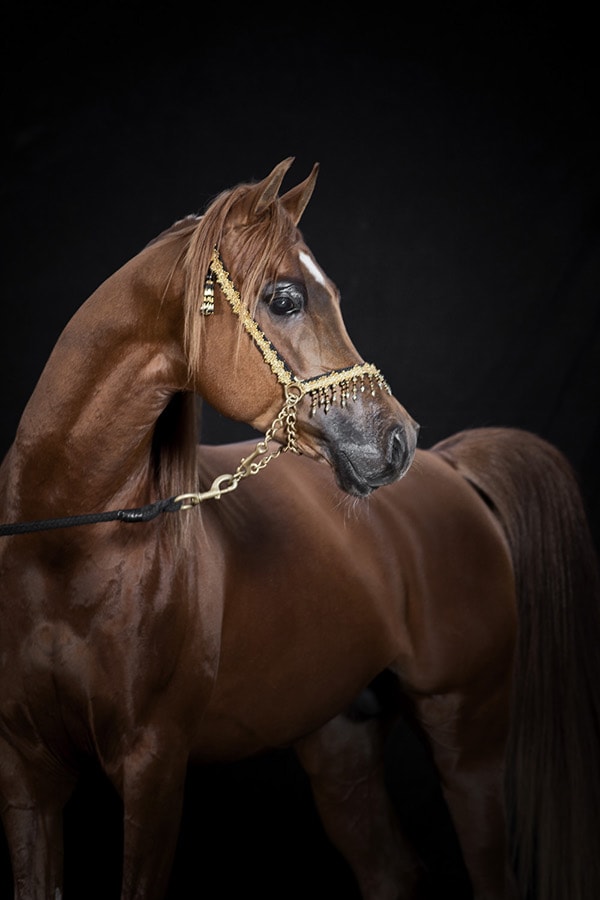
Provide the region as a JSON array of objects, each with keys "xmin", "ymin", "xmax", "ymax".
[{"xmin": 0, "ymin": 553, "xmax": 216, "ymax": 744}]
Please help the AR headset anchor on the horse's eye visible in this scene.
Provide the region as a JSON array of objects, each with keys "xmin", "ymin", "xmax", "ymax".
[{"xmin": 265, "ymin": 284, "xmax": 305, "ymax": 316}]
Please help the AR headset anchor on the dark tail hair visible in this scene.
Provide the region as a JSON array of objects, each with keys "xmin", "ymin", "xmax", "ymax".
[{"xmin": 433, "ymin": 427, "xmax": 600, "ymax": 900}]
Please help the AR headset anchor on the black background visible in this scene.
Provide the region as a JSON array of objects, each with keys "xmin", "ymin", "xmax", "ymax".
[{"xmin": 2, "ymin": 4, "xmax": 599, "ymax": 897}]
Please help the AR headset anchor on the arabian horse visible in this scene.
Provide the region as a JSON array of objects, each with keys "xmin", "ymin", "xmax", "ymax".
[
  {"xmin": 1, "ymin": 158, "xmax": 600, "ymax": 900},
  {"xmin": 0, "ymin": 157, "xmax": 419, "ymax": 900}
]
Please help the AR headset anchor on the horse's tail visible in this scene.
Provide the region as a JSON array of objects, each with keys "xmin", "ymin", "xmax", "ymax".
[{"xmin": 432, "ymin": 426, "xmax": 600, "ymax": 900}]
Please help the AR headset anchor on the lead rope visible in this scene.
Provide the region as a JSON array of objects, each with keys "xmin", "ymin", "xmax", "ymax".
[{"xmin": 0, "ymin": 385, "xmax": 304, "ymax": 536}]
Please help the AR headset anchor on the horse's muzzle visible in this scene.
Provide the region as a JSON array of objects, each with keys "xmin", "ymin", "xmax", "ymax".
[{"xmin": 331, "ymin": 419, "xmax": 420, "ymax": 497}]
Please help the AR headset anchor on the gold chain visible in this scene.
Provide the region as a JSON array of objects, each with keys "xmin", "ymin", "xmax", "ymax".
[{"xmin": 174, "ymin": 384, "xmax": 304, "ymax": 509}]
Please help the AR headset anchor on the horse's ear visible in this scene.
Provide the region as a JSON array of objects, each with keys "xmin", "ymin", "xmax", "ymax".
[
  {"xmin": 249, "ymin": 157, "xmax": 295, "ymax": 218},
  {"xmin": 280, "ymin": 163, "xmax": 320, "ymax": 225}
]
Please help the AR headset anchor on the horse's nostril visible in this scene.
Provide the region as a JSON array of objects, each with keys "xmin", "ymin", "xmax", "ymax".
[
  {"xmin": 388, "ymin": 425, "xmax": 406, "ymax": 465},
  {"xmin": 388, "ymin": 422, "xmax": 418, "ymax": 468}
]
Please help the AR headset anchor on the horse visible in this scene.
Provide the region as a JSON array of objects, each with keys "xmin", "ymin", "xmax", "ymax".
[
  {"xmin": 0, "ymin": 156, "xmax": 420, "ymax": 900},
  {"xmin": 1, "ymin": 157, "xmax": 600, "ymax": 900}
]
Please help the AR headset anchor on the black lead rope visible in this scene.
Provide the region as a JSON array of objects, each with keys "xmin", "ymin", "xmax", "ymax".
[{"xmin": 0, "ymin": 496, "xmax": 183, "ymax": 536}]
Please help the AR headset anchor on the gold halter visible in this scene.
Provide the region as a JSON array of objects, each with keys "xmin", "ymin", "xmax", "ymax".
[
  {"xmin": 173, "ymin": 250, "xmax": 393, "ymax": 509},
  {"xmin": 205, "ymin": 249, "xmax": 391, "ymax": 422}
]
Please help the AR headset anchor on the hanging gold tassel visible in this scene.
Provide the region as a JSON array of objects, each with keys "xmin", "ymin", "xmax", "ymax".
[{"xmin": 200, "ymin": 270, "xmax": 215, "ymax": 315}]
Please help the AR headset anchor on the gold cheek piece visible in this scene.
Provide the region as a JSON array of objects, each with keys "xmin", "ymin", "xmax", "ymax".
[{"xmin": 178, "ymin": 250, "xmax": 392, "ymax": 510}]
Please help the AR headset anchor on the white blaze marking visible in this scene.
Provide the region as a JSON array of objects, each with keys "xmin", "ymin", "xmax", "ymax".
[{"xmin": 299, "ymin": 250, "xmax": 326, "ymax": 286}]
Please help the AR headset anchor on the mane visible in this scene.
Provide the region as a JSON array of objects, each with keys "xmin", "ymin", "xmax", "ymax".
[
  {"xmin": 182, "ymin": 182, "xmax": 300, "ymax": 379},
  {"xmin": 146, "ymin": 180, "xmax": 299, "ymax": 549}
]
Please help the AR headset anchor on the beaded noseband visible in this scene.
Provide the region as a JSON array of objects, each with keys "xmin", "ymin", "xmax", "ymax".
[{"xmin": 203, "ymin": 249, "xmax": 391, "ymax": 453}]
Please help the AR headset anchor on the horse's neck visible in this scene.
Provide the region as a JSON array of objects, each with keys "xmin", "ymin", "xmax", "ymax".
[{"xmin": 7, "ymin": 246, "xmax": 189, "ymax": 518}]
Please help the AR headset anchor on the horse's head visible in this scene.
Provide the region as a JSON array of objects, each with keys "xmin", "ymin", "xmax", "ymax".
[{"xmin": 183, "ymin": 158, "xmax": 418, "ymax": 496}]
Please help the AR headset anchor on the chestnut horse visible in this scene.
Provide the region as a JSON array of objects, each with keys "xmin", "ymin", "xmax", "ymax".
[
  {"xmin": 0, "ymin": 158, "xmax": 420, "ymax": 900},
  {"xmin": 2, "ymin": 157, "xmax": 600, "ymax": 900}
]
